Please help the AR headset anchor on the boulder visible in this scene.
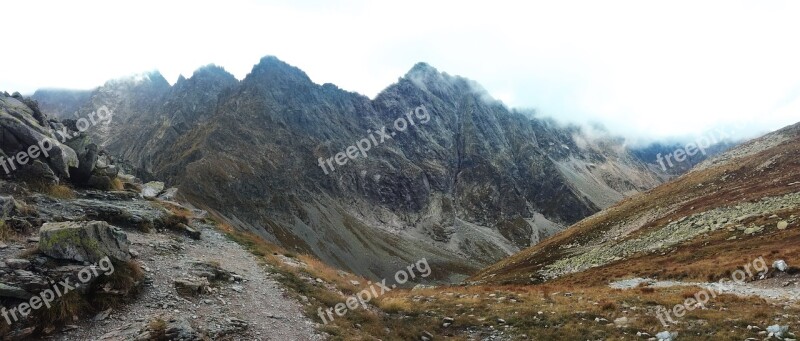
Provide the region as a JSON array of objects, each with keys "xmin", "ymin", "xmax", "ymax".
[
  {"xmin": 176, "ymin": 223, "xmax": 201, "ymax": 240},
  {"xmin": 774, "ymin": 260, "xmax": 789, "ymax": 272},
  {"xmin": 189, "ymin": 260, "xmax": 234, "ymax": 281},
  {"xmin": 656, "ymin": 331, "xmax": 678, "ymax": 341},
  {"xmin": 766, "ymin": 325, "xmax": 789, "ymax": 338},
  {"xmin": 174, "ymin": 277, "xmax": 210, "ymax": 297},
  {"xmin": 0, "ymin": 283, "xmax": 32, "ymax": 300},
  {"xmin": 778, "ymin": 221, "xmax": 789, "ymax": 230},
  {"xmin": 69, "ymin": 142, "xmax": 98, "ymax": 183},
  {"xmin": 19, "ymin": 160, "xmax": 59, "ymax": 185},
  {"xmin": 158, "ymin": 188, "xmax": 179, "ymax": 201},
  {"xmin": 141, "ymin": 181, "xmax": 165, "ymax": 199},
  {"xmin": 87, "ymin": 175, "xmax": 114, "ymax": 191},
  {"xmin": 0, "ymin": 195, "xmax": 18, "ymax": 218},
  {"xmin": 39, "ymin": 221, "xmax": 131, "ymax": 263},
  {"xmin": 0, "ymin": 96, "xmax": 79, "ymax": 179},
  {"xmin": 5, "ymin": 259, "xmax": 30, "ymax": 269}
]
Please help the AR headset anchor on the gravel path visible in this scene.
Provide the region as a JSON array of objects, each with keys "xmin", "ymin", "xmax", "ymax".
[{"xmin": 54, "ymin": 224, "xmax": 323, "ymax": 340}]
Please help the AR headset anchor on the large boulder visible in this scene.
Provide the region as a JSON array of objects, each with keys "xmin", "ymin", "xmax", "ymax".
[
  {"xmin": 0, "ymin": 95, "xmax": 79, "ymax": 179},
  {"xmin": 68, "ymin": 141, "xmax": 98, "ymax": 183},
  {"xmin": 141, "ymin": 181, "xmax": 165, "ymax": 199},
  {"xmin": 39, "ymin": 221, "xmax": 131, "ymax": 263}
]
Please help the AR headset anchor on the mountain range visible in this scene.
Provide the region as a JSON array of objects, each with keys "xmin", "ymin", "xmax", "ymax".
[{"xmin": 32, "ymin": 57, "xmax": 718, "ymax": 280}]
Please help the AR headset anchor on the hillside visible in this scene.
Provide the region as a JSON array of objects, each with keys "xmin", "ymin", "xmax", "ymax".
[{"xmin": 473, "ymin": 121, "xmax": 800, "ymax": 285}]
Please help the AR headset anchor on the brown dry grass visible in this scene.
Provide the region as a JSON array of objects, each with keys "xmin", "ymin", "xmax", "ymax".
[
  {"xmin": 209, "ymin": 207, "xmax": 800, "ymax": 340},
  {"xmin": 27, "ymin": 182, "xmax": 76, "ymax": 199}
]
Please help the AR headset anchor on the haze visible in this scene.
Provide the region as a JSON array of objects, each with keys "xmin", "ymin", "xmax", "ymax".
[{"xmin": 2, "ymin": 0, "xmax": 799, "ymax": 141}]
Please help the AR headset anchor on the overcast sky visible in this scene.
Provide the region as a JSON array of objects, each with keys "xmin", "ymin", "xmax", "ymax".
[{"xmin": 3, "ymin": 0, "xmax": 799, "ymax": 142}]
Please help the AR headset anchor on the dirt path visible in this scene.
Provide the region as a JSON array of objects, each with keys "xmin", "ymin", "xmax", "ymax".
[{"xmin": 54, "ymin": 223, "xmax": 323, "ymax": 340}]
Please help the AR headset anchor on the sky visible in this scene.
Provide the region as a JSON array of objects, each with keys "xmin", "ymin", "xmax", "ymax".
[{"xmin": 2, "ymin": 0, "xmax": 799, "ymax": 143}]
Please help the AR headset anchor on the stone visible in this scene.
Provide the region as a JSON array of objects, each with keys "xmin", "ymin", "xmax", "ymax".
[
  {"xmin": 614, "ymin": 316, "xmax": 629, "ymax": 327},
  {"xmin": 177, "ymin": 223, "xmax": 201, "ymax": 240},
  {"xmin": 766, "ymin": 325, "xmax": 788, "ymax": 338},
  {"xmin": 778, "ymin": 221, "xmax": 789, "ymax": 230},
  {"xmin": 0, "ymin": 195, "xmax": 18, "ymax": 218},
  {"xmin": 0, "ymin": 283, "xmax": 32, "ymax": 300},
  {"xmin": 39, "ymin": 221, "xmax": 131, "ymax": 263},
  {"xmin": 68, "ymin": 142, "xmax": 98, "ymax": 184},
  {"xmin": 158, "ymin": 188, "xmax": 179, "ymax": 201},
  {"xmin": 744, "ymin": 227, "xmax": 762, "ymax": 235},
  {"xmin": 20, "ymin": 160, "xmax": 59, "ymax": 185},
  {"xmin": 656, "ymin": 331, "xmax": 678, "ymax": 341},
  {"xmin": 5, "ymin": 258, "xmax": 30, "ymax": 269},
  {"xmin": 774, "ymin": 260, "xmax": 789, "ymax": 272},
  {"xmin": 174, "ymin": 277, "xmax": 210, "ymax": 297},
  {"xmin": 189, "ymin": 260, "xmax": 234, "ymax": 281},
  {"xmin": 141, "ymin": 181, "xmax": 165, "ymax": 199},
  {"xmin": 443, "ymin": 317, "xmax": 454, "ymax": 327},
  {"xmin": 87, "ymin": 175, "xmax": 114, "ymax": 191}
]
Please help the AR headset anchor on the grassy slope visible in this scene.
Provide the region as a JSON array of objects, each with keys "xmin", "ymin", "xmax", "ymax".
[{"xmin": 473, "ymin": 122, "xmax": 800, "ymax": 285}]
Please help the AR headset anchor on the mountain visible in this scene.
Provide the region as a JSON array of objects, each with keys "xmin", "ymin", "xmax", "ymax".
[
  {"xmin": 473, "ymin": 120, "xmax": 800, "ymax": 284},
  {"xmin": 32, "ymin": 57, "xmax": 663, "ymax": 280},
  {"xmin": 632, "ymin": 139, "xmax": 738, "ymax": 180},
  {"xmin": 29, "ymin": 89, "xmax": 91, "ymax": 119}
]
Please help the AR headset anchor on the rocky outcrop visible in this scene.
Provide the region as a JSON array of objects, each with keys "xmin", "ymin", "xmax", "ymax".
[
  {"xmin": 39, "ymin": 221, "xmax": 131, "ymax": 263},
  {"xmin": 0, "ymin": 93, "xmax": 127, "ymax": 190},
  {"xmin": 0, "ymin": 95, "xmax": 78, "ymax": 179}
]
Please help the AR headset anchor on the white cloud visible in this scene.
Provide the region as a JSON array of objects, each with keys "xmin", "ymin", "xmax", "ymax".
[{"xmin": 2, "ymin": 0, "xmax": 799, "ymax": 141}]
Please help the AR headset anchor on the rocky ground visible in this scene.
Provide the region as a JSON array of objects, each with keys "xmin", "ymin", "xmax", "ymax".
[
  {"xmin": 541, "ymin": 191, "xmax": 800, "ymax": 279},
  {"xmin": 0, "ymin": 183, "xmax": 322, "ymax": 340},
  {"xmin": 54, "ymin": 221, "xmax": 322, "ymax": 341}
]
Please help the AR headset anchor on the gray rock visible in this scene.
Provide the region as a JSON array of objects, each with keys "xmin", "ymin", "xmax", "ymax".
[
  {"xmin": 4, "ymin": 258, "xmax": 30, "ymax": 269},
  {"xmin": 87, "ymin": 174, "xmax": 114, "ymax": 190},
  {"xmin": 766, "ymin": 324, "xmax": 788, "ymax": 338},
  {"xmin": 177, "ymin": 223, "xmax": 201, "ymax": 240},
  {"xmin": 774, "ymin": 260, "xmax": 789, "ymax": 272},
  {"xmin": 656, "ymin": 331, "xmax": 678, "ymax": 341},
  {"xmin": 174, "ymin": 277, "xmax": 210, "ymax": 297},
  {"xmin": 69, "ymin": 142, "xmax": 98, "ymax": 183},
  {"xmin": 0, "ymin": 195, "xmax": 18, "ymax": 218},
  {"xmin": 778, "ymin": 221, "xmax": 789, "ymax": 230},
  {"xmin": 39, "ymin": 221, "xmax": 131, "ymax": 263},
  {"xmin": 20, "ymin": 160, "xmax": 59, "ymax": 184},
  {"xmin": 158, "ymin": 188, "xmax": 179, "ymax": 201},
  {"xmin": 189, "ymin": 260, "xmax": 234, "ymax": 281},
  {"xmin": 141, "ymin": 181, "xmax": 165, "ymax": 199},
  {"xmin": 0, "ymin": 283, "xmax": 32, "ymax": 300}
]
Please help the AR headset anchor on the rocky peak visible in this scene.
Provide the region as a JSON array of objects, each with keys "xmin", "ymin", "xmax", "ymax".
[{"xmin": 243, "ymin": 56, "xmax": 314, "ymax": 88}]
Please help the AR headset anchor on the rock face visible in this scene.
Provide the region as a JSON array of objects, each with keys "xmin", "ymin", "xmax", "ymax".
[
  {"xmin": 39, "ymin": 220, "xmax": 131, "ymax": 263},
  {"xmin": 33, "ymin": 57, "xmax": 663, "ymax": 279},
  {"xmin": 0, "ymin": 93, "xmax": 127, "ymax": 190},
  {"xmin": 0, "ymin": 95, "xmax": 78, "ymax": 179}
]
